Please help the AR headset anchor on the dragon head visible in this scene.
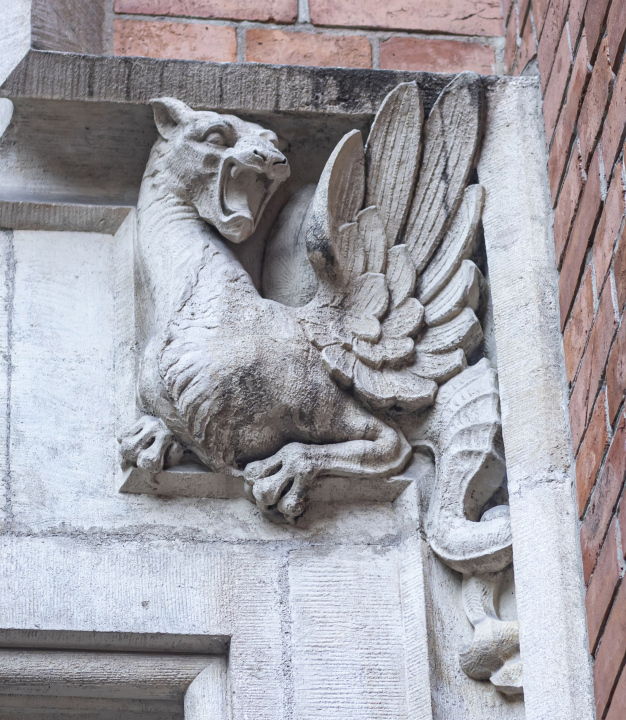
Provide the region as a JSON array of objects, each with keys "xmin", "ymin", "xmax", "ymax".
[{"xmin": 149, "ymin": 97, "xmax": 290, "ymax": 243}]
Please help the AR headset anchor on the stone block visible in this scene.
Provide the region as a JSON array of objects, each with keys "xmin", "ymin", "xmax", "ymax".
[
  {"xmin": 513, "ymin": 13, "xmax": 537, "ymax": 76},
  {"xmin": 578, "ymin": 37, "xmax": 613, "ymax": 169},
  {"xmin": 580, "ymin": 414, "xmax": 626, "ymax": 582},
  {"xmin": 607, "ymin": 0, "xmax": 626, "ymax": 69},
  {"xmin": 379, "ymin": 37, "xmax": 495, "ymax": 74},
  {"xmin": 543, "ymin": 26, "xmax": 572, "ymax": 141},
  {"xmin": 554, "ymin": 147, "xmax": 584, "ymax": 263},
  {"xmin": 586, "ymin": 518, "xmax": 621, "ymax": 653},
  {"xmin": 537, "ymin": 0, "xmax": 569, "ymax": 92},
  {"xmin": 576, "ymin": 389, "xmax": 609, "ymax": 516},
  {"xmin": 114, "ymin": 18, "xmax": 237, "ymax": 63},
  {"xmin": 548, "ymin": 33, "xmax": 590, "ymax": 204},
  {"xmin": 246, "ymin": 29, "xmax": 372, "ymax": 69},
  {"xmin": 563, "ymin": 264, "xmax": 593, "ymax": 382},
  {"xmin": 558, "ymin": 146, "xmax": 603, "ymax": 329},
  {"xmin": 120, "ymin": 462, "xmax": 410, "ymax": 504},
  {"xmin": 594, "ymin": 168, "xmax": 626, "ymax": 290},
  {"xmin": 568, "ymin": 284, "xmax": 616, "ymax": 450},
  {"xmin": 607, "ymin": 316, "xmax": 626, "ymax": 423},
  {"xmin": 600, "ymin": 58, "xmax": 626, "ymax": 180},
  {"xmin": 584, "ymin": 0, "xmax": 612, "ymax": 60},
  {"xmin": 115, "ymin": 0, "xmax": 297, "ymax": 22},
  {"xmin": 594, "ymin": 578, "xmax": 626, "ymax": 717},
  {"xmin": 308, "ymin": 0, "xmax": 504, "ymax": 37}
]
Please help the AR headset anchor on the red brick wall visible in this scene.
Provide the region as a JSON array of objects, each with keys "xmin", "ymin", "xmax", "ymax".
[
  {"xmin": 502, "ymin": 0, "xmax": 626, "ymax": 717},
  {"xmin": 112, "ymin": 0, "xmax": 504, "ymax": 73}
]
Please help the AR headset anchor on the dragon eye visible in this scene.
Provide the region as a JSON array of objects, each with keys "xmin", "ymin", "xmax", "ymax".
[{"xmin": 205, "ymin": 131, "xmax": 226, "ymax": 146}]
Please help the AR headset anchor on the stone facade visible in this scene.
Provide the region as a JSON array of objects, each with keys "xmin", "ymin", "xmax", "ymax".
[
  {"xmin": 502, "ymin": 1, "xmax": 626, "ymax": 718},
  {"xmin": 0, "ymin": 1, "xmax": 614, "ymax": 719}
]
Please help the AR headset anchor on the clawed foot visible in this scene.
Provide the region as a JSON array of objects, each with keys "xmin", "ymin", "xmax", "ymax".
[
  {"xmin": 118, "ymin": 415, "xmax": 184, "ymax": 474},
  {"xmin": 244, "ymin": 446, "xmax": 314, "ymax": 525}
]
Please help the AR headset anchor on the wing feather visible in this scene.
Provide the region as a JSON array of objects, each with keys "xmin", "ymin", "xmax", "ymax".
[
  {"xmin": 403, "ymin": 72, "xmax": 484, "ymax": 273},
  {"xmin": 424, "ymin": 260, "xmax": 482, "ymax": 327},
  {"xmin": 416, "ymin": 307, "xmax": 483, "ymax": 356},
  {"xmin": 365, "ymin": 82, "xmax": 423, "ymax": 246},
  {"xmin": 417, "ymin": 184, "xmax": 485, "ymax": 304},
  {"xmin": 305, "ymin": 130, "xmax": 366, "ymax": 286}
]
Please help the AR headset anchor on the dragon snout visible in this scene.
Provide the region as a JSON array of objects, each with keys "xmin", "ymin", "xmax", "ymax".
[
  {"xmin": 234, "ymin": 136, "xmax": 290, "ymax": 181},
  {"xmin": 252, "ymin": 147, "xmax": 290, "ymax": 180}
]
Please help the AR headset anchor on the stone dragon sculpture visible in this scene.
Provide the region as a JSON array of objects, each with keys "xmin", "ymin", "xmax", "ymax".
[{"xmin": 119, "ymin": 71, "xmax": 521, "ymax": 694}]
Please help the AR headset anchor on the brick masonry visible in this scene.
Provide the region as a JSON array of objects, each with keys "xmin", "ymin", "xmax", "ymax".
[
  {"xmin": 502, "ymin": 0, "xmax": 626, "ymax": 715},
  {"xmin": 112, "ymin": 0, "xmax": 504, "ymax": 72}
]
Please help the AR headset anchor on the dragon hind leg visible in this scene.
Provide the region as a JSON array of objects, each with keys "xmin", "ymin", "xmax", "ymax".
[{"xmin": 244, "ymin": 405, "xmax": 411, "ymax": 524}]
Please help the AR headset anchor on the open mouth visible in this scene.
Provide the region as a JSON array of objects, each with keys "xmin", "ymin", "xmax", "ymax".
[{"xmin": 219, "ymin": 158, "xmax": 275, "ymax": 226}]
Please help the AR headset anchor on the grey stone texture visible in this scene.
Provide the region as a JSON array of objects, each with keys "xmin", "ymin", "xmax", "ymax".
[{"xmin": 0, "ymin": 36, "xmax": 594, "ymax": 720}]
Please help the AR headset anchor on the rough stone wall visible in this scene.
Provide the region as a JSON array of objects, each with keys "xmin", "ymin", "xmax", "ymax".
[
  {"xmin": 502, "ymin": 1, "xmax": 626, "ymax": 718},
  {"xmin": 112, "ymin": 0, "xmax": 505, "ymax": 73}
]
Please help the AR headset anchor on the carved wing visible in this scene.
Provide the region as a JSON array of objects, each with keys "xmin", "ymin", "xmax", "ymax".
[{"xmin": 269, "ymin": 73, "xmax": 486, "ymax": 412}]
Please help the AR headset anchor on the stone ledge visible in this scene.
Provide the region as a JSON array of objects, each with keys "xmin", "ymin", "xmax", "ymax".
[
  {"xmin": 0, "ymin": 50, "xmax": 455, "ymax": 117},
  {"xmin": 120, "ymin": 463, "xmax": 412, "ymax": 504}
]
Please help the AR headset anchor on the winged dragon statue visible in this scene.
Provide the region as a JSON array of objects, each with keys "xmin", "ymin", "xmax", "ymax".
[{"xmin": 119, "ymin": 70, "xmax": 521, "ymax": 694}]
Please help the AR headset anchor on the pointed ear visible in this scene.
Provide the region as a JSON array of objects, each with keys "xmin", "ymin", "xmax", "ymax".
[{"xmin": 149, "ymin": 97, "xmax": 192, "ymax": 140}]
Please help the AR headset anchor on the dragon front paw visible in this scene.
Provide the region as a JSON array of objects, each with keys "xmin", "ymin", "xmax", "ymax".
[
  {"xmin": 244, "ymin": 447, "xmax": 314, "ymax": 525},
  {"xmin": 118, "ymin": 415, "xmax": 184, "ymax": 474}
]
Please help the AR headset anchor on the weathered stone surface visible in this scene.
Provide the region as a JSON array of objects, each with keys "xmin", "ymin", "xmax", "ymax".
[
  {"xmin": 0, "ymin": 36, "xmax": 592, "ymax": 720},
  {"xmin": 0, "ymin": 49, "xmax": 451, "ymax": 116},
  {"xmin": 120, "ymin": 75, "xmax": 493, "ymax": 529},
  {"xmin": 478, "ymin": 77, "xmax": 594, "ymax": 720}
]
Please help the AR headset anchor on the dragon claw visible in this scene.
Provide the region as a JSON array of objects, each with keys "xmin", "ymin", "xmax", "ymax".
[
  {"xmin": 244, "ymin": 448, "xmax": 313, "ymax": 524},
  {"xmin": 119, "ymin": 415, "xmax": 184, "ymax": 474}
]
